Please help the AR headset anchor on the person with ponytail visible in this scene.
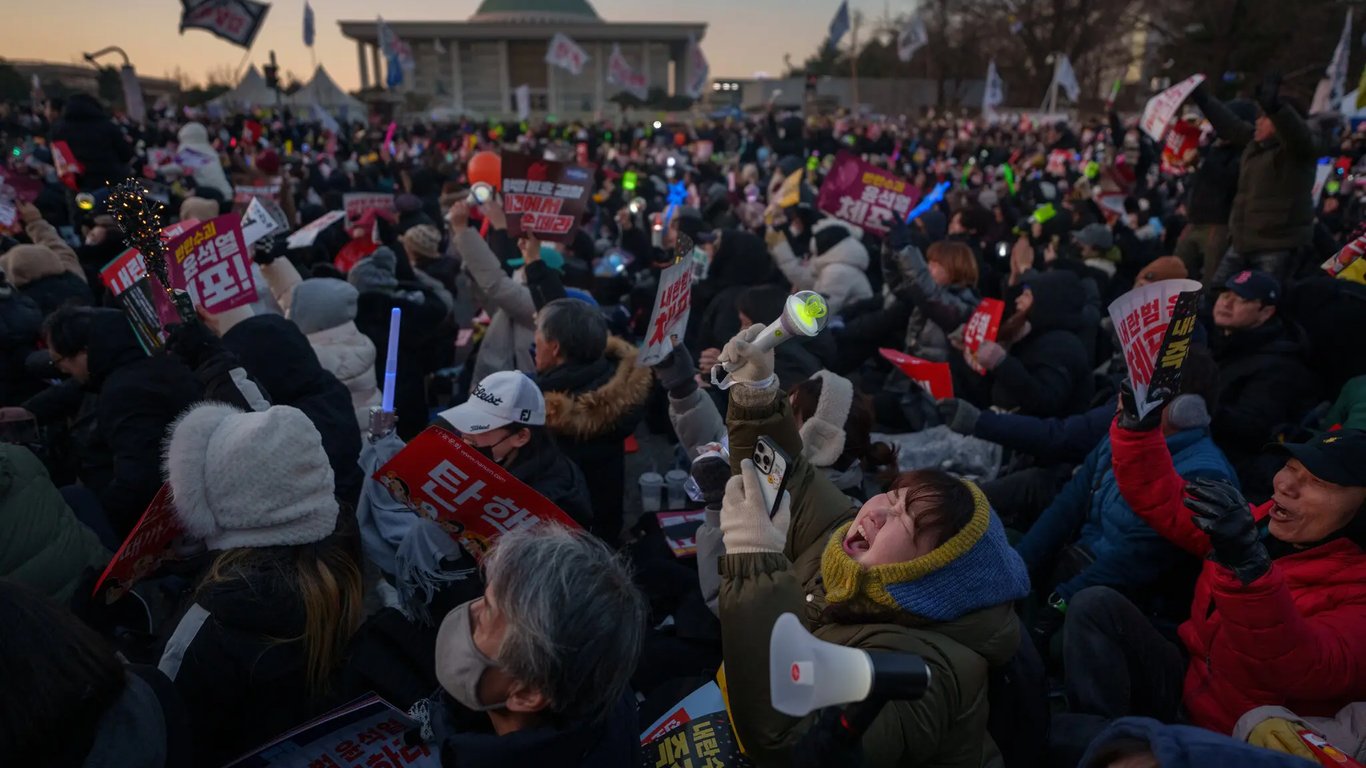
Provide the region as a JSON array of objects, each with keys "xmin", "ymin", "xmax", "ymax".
[
  {"xmin": 156, "ymin": 403, "xmax": 364, "ymax": 766},
  {"xmin": 711, "ymin": 324, "xmax": 1031, "ymax": 768}
]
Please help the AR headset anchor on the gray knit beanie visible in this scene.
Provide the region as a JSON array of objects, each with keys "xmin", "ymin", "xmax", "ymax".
[
  {"xmin": 1166, "ymin": 394, "xmax": 1211, "ymax": 431},
  {"xmin": 289, "ymin": 278, "xmax": 359, "ymax": 335},
  {"xmin": 348, "ymin": 247, "xmax": 399, "ymax": 293}
]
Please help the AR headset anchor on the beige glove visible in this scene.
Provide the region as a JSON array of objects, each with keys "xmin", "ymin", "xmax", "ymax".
[
  {"xmin": 720, "ymin": 459, "xmax": 792, "ymax": 555},
  {"xmin": 714, "ymin": 324, "xmax": 776, "ymax": 389}
]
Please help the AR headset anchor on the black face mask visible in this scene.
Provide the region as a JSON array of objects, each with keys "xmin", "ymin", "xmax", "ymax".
[{"xmin": 473, "ymin": 432, "xmax": 514, "ymax": 466}]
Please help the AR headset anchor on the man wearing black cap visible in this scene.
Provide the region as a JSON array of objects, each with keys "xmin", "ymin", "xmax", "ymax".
[
  {"xmin": 1209, "ymin": 269, "xmax": 1319, "ymax": 500},
  {"xmin": 1070, "ymin": 415, "xmax": 1366, "ymax": 739}
]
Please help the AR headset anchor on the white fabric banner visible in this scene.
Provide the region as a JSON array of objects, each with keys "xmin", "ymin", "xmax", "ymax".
[
  {"xmin": 607, "ymin": 44, "xmax": 649, "ymax": 101},
  {"xmin": 545, "ymin": 33, "xmax": 590, "ymax": 76},
  {"xmin": 1139, "ymin": 74, "xmax": 1206, "ymax": 142}
]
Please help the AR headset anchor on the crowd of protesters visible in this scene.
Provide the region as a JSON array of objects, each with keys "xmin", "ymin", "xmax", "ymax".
[{"xmin": 2, "ymin": 71, "xmax": 1366, "ymax": 768}]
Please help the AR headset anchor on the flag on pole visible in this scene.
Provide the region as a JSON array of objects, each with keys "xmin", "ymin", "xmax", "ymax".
[
  {"xmin": 377, "ymin": 17, "xmax": 414, "ymax": 88},
  {"xmin": 545, "ymin": 33, "xmax": 590, "ymax": 76},
  {"xmin": 684, "ymin": 35, "xmax": 709, "ymax": 100},
  {"xmin": 179, "ymin": 0, "xmax": 270, "ymax": 49},
  {"xmin": 608, "ymin": 44, "xmax": 650, "ymax": 101},
  {"xmin": 1052, "ymin": 54, "xmax": 1080, "ymax": 103},
  {"xmin": 982, "ymin": 59, "xmax": 1004, "ymax": 118},
  {"xmin": 896, "ymin": 14, "xmax": 929, "ymax": 63},
  {"xmin": 1327, "ymin": 10, "xmax": 1354, "ymax": 109},
  {"xmin": 827, "ymin": 1, "xmax": 851, "ymax": 53},
  {"xmin": 303, "ymin": 2, "xmax": 315, "ymax": 47}
]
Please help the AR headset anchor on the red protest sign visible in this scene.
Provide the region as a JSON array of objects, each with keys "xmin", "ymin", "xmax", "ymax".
[
  {"xmin": 100, "ymin": 220, "xmax": 201, "ymax": 297},
  {"xmin": 639, "ymin": 258, "xmax": 693, "ymax": 366},
  {"xmin": 165, "ymin": 213, "xmax": 257, "ymax": 314},
  {"xmin": 816, "ymin": 151, "xmax": 920, "ymax": 235},
  {"xmin": 373, "ymin": 426, "xmax": 581, "ymax": 561},
  {"xmin": 92, "ymin": 484, "xmax": 184, "ymax": 604},
  {"xmin": 962, "ymin": 298, "xmax": 1005, "ymax": 374},
  {"xmin": 1161, "ymin": 121, "xmax": 1201, "ymax": 174},
  {"xmin": 501, "ymin": 151, "xmax": 593, "ymax": 243},
  {"xmin": 1106, "ymin": 279, "xmax": 1203, "ymax": 420},
  {"xmin": 51, "ymin": 140, "xmax": 83, "ymax": 190},
  {"xmin": 232, "ymin": 177, "xmax": 282, "ymax": 212},
  {"xmin": 343, "ymin": 192, "xmax": 396, "ymax": 228},
  {"xmin": 1140, "ymin": 74, "xmax": 1206, "ymax": 142},
  {"xmin": 879, "ymin": 348, "xmax": 954, "ymax": 400},
  {"xmin": 224, "ymin": 695, "xmax": 436, "ymax": 768}
]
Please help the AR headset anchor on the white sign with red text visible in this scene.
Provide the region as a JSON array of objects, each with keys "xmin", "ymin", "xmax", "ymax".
[{"xmin": 639, "ymin": 258, "xmax": 693, "ymax": 366}]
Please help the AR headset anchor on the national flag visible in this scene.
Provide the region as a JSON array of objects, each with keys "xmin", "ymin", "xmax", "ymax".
[
  {"xmin": 303, "ymin": 2, "xmax": 315, "ymax": 47},
  {"xmin": 1053, "ymin": 54, "xmax": 1080, "ymax": 103},
  {"xmin": 377, "ymin": 17, "xmax": 415, "ymax": 88},
  {"xmin": 684, "ymin": 35, "xmax": 709, "ymax": 100},
  {"xmin": 827, "ymin": 1, "xmax": 850, "ymax": 53},
  {"xmin": 179, "ymin": 0, "xmax": 270, "ymax": 49},
  {"xmin": 896, "ymin": 14, "xmax": 929, "ymax": 63}
]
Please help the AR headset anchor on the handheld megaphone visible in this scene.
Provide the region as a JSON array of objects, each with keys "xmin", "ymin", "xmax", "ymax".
[
  {"xmin": 770, "ymin": 613, "xmax": 930, "ymax": 718},
  {"xmin": 711, "ymin": 291, "xmax": 829, "ymax": 388}
]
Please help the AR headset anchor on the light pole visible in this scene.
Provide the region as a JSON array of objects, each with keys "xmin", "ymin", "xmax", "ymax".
[{"xmin": 82, "ymin": 46, "xmax": 145, "ymax": 122}]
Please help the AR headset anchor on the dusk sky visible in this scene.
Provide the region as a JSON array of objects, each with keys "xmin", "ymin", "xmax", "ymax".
[{"xmin": 0, "ymin": 0, "xmax": 892, "ymax": 90}]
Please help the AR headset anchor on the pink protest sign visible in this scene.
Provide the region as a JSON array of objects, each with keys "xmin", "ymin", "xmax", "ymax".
[
  {"xmin": 165, "ymin": 214, "xmax": 257, "ymax": 313},
  {"xmin": 816, "ymin": 152, "xmax": 919, "ymax": 235}
]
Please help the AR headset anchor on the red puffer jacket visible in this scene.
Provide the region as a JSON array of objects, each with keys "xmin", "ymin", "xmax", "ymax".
[{"xmin": 1109, "ymin": 421, "xmax": 1366, "ymax": 733}]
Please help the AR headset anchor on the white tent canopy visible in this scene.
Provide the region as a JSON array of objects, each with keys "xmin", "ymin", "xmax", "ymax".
[
  {"xmin": 208, "ymin": 66, "xmax": 279, "ymax": 110},
  {"xmin": 289, "ymin": 66, "xmax": 365, "ymax": 118}
]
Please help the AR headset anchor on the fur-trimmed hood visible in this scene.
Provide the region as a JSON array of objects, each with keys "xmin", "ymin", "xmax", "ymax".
[{"xmin": 542, "ymin": 336, "xmax": 652, "ymax": 441}]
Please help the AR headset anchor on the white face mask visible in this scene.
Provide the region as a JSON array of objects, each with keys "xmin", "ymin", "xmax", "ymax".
[{"xmin": 434, "ymin": 599, "xmax": 507, "ymax": 712}]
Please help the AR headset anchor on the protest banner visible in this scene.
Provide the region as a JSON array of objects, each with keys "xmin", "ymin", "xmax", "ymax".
[
  {"xmin": 0, "ymin": 166, "xmax": 42, "ymax": 205},
  {"xmin": 1161, "ymin": 120, "xmax": 1202, "ymax": 174},
  {"xmin": 373, "ymin": 426, "xmax": 581, "ymax": 560},
  {"xmin": 91, "ymin": 484, "xmax": 184, "ymax": 604},
  {"xmin": 1145, "ymin": 289, "xmax": 1201, "ymax": 410},
  {"xmin": 232, "ymin": 178, "xmax": 282, "ymax": 212},
  {"xmin": 607, "ymin": 44, "xmax": 650, "ymax": 101},
  {"xmin": 962, "ymin": 298, "xmax": 1005, "ymax": 374},
  {"xmin": 102, "ymin": 249, "xmax": 149, "ymax": 296},
  {"xmin": 501, "ymin": 151, "xmax": 593, "ymax": 243},
  {"xmin": 1323, "ymin": 231, "xmax": 1366, "ymax": 278},
  {"xmin": 1140, "ymin": 74, "xmax": 1206, "ymax": 142},
  {"xmin": 656, "ymin": 510, "xmax": 707, "ymax": 558},
  {"xmin": 241, "ymin": 196, "xmax": 290, "ymax": 247},
  {"xmin": 545, "ymin": 33, "xmax": 590, "ymax": 76},
  {"xmin": 1107, "ymin": 279, "xmax": 1203, "ymax": 420},
  {"xmin": 640, "ymin": 681, "xmax": 727, "ymax": 744},
  {"xmin": 286, "ymin": 209, "xmax": 345, "ymax": 249},
  {"xmin": 165, "ymin": 214, "xmax": 257, "ymax": 314},
  {"xmin": 116, "ymin": 274, "xmax": 184, "ymax": 353},
  {"xmin": 639, "ymin": 257, "xmax": 693, "ymax": 366},
  {"xmin": 879, "ymin": 348, "xmax": 953, "ymax": 400},
  {"xmin": 816, "ymin": 152, "xmax": 919, "ymax": 235},
  {"xmin": 180, "ymin": 0, "xmax": 270, "ymax": 50},
  {"xmin": 641, "ymin": 712, "xmax": 750, "ymax": 768},
  {"xmin": 343, "ymin": 192, "xmax": 396, "ymax": 228},
  {"xmin": 225, "ymin": 695, "xmax": 436, "ymax": 768}
]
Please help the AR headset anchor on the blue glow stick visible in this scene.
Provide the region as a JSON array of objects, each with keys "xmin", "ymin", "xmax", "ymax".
[
  {"xmin": 905, "ymin": 181, "xmax": 950, "ymax": 224},
  {"xmin": 381, "ymin": 307, "xmax": 401, "ymax": 413}
]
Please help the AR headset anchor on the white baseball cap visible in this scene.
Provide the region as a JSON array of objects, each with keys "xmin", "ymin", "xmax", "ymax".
[{"xmin": 438, "ymin": 371, "xmax": 546, "ymax": 435}]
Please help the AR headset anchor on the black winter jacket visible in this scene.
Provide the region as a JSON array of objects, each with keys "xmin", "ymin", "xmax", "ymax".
[
  {"xmin": 51, "ymin": 94, "xmax": 134, "ymax": 191},
  {"xmin": 1210, "ymin": 318, "xmax": 1320, "ymax": 473},
  {"xmin": 990, "ymin": 271, "xmax": 1095, "ymax": 417}
]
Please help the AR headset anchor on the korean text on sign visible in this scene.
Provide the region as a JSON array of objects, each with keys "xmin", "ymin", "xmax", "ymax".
[
  {"xmin": 165, "ymin": 213, "xmax": 257, "ymax": 314},
  {"xmin": 816, "ymin": 152, "xmax": 919, "ymax": 235}
]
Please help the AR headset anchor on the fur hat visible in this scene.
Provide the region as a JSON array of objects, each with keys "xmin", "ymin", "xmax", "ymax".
[
  {"xmin": 164, "ymin": 402, "xmax": 339, "ymax": 551},
  {"xmin": 179, "ymin": 196, "xmax": 220, "ymax": 223},
  {"xmin": 289, "ymin": 278, "xmax": 359, "ymax": 335},
  {"xmin": 798, "ymin": 371, "xmax": 854, "ymax": 467},
  {"xmin": 0, "ymin": 244, "xmax": 65, "ymax": 287},
  {"xmin": 401, "ymin": 224, "xmax": 441, "ymax": 261}
]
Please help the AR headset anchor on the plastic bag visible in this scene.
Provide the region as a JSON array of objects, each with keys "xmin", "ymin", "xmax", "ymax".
[{"xmin": 871, "ymin": 426, "xmax": 1003, "ymax": 483}]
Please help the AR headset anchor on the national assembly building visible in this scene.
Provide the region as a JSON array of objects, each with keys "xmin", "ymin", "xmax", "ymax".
[{"xmin": 339, "ymin": 0, "xmax": 707, "ymax": 119}]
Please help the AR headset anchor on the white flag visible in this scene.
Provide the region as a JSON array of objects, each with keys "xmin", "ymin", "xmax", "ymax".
[
  {"xmin": 982, "ymin": 59, "xmax": 1004, "ymax": 118},
  {"xmin": 1327, "ymin": 10, "xmax": 1354, "ymax": 110},
  {"xmin": 684, "ymin": 35, "xmax": 709, "ymax": 100},
  {"xmin": 1053, "ymin": 55, "xmax": 1080, "ymax": 103},
  {"xmin": 897, "ymin": 15, "xmax": 929, "ymax": 63},
  {"xmin": 607, "ymin": 44, "xmax": 650, "ymax": 101},
  {"xmin": 545, "ymin": 33, "xmax": 590, "ymax": 76},
  {"xmin": 515, "ymin": 84, "xmax": 531, "ymax": 121}
]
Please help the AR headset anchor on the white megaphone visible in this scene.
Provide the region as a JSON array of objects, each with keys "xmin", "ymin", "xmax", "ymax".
[
  {"xmin": 712, "ymin": 291, "xmax": 830, "ymax": 388},
  {"xmin": 770, "ymin": 613, "xmax": 930, "ymax": 718}
]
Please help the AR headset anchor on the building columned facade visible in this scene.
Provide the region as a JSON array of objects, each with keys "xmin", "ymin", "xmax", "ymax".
[{"xmin": 339, "ymin": 0, "xmax": 706, "ymax": 119}]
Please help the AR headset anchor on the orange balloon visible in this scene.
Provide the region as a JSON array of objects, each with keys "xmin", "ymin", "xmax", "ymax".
[{"xmin": 467, "ymin": 151, "xmax": 502, "ymax": 190}]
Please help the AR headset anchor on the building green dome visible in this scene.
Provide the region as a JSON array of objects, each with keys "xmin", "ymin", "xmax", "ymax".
[{"xmin": 470, "ymin": 0, "xmax": 602, "ymax": 23}]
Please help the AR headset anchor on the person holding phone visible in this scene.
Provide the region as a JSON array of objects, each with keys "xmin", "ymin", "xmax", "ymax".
[{"xmin": 712, "ymin": 324, "xmax": 1032, "ymax": 768}]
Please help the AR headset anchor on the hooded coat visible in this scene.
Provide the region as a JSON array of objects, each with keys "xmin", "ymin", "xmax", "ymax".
[
  {"xmin": 718, "ymin": 391, "xmax": 1026, "ymax": 768},
  {"xmin": 0, "ymin": 444, "xmax": 110, "ymax": 603},
  {"xmin": 1110, "ymin": 423, "xmax": 1366, "ymax": 734},
  {"xmin": 1080, "ymin": 717, "xmax": 1308, "ymax": 768},
  {"xmin": 541, "ymin": 336, "xmax": 652, "ymax": 541},
  {"xmin": 50, "ymin": 94, "xmax": 133, "ymax": 191},
  {"xmin": 769, "ymin": 219, "xmax": 874, "ymax": 315},
  {"xmin": 0, "ymin": 285, "xmax": 43, "ymax": 406},
  {"xmin": 988, "ymin": 271, "xmax": 1095, "ymax": 417},
  {"xmin": 81, "ymin": 310, "xmax": 201, "ymax": 535},
  {"xmin": 221, "ymin": 314, "xmax": 364, "ymax": 503},
  {"xmin": 174, "ymin": 122, "xmax": 234, "ymax": 201},
  {"xmin": 691, "ymin": 230, "xmax": 778, "ymax": 351}
]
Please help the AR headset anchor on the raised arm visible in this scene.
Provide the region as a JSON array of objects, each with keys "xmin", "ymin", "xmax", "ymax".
[
  {"xmin": 1108, "ymin": 418, "xmax": 1212, "ymax": 556},
  {"xmin": 767, "ymin": 229, "xmax": 815, "ymax": 291}
]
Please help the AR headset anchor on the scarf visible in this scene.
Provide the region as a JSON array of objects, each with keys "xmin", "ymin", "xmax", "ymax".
[{"xmin": 820, "ymin": 480, "xmax": 1031, "ymax": 622}]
